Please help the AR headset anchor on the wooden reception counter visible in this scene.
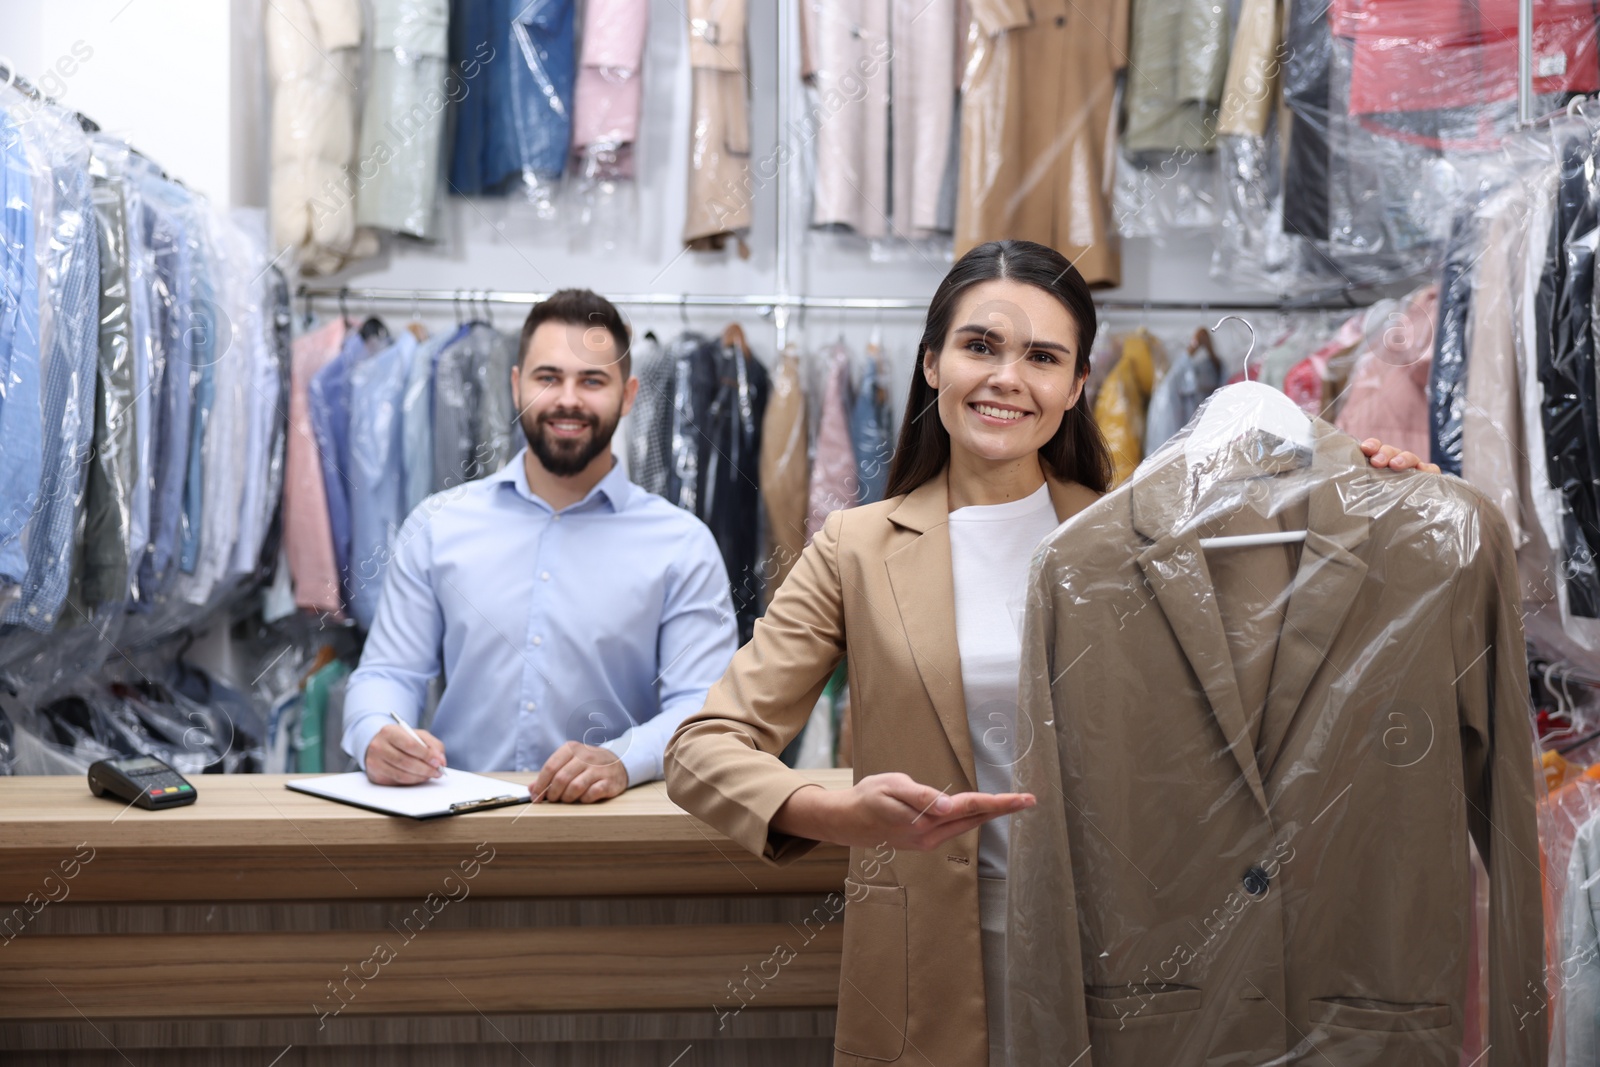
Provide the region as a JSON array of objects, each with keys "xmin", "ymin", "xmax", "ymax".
[{"xmin": 0, "ymin": 770, "xmax": 853, "ymax": 1067}]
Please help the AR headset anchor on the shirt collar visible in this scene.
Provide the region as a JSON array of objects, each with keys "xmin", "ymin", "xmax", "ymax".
[{"xmin": 491, "ymin": 449, "xmax": 634, "ymax": 515}]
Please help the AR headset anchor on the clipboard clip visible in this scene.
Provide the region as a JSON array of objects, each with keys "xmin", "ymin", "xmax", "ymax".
[{"xmin": 449, "ymin": 796, "xmax": 527, "ymax": 814}]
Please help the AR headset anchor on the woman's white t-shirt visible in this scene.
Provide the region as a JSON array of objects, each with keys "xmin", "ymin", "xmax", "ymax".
[{"xmin": 947, "ymin": 482, "xmax": 1059, "ymax": 880}]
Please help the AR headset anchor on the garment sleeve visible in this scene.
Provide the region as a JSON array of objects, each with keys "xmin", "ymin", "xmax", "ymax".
[
  {"xmin": 1452, "ymin": 495, "xmax": 1547, "ymax": 1067},
  {"xmin": 598, "ymin": 524, "xmax": 738, "ymax": 787},
  {"xmin": 340, "ymin": 506, "xmax": 443, "ymax": 770},
  {"xmin": 1005, "ymin": 541, "xmax": 1093, "ymax": 1063},
  {"xmin": 665, "ymin": 508, "xmax": 848, "ymax": 865}
]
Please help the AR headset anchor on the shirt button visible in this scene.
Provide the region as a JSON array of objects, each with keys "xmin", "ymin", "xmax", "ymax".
[
  {"xmin": 523, "ymin": 701, "xmax": 536, "ymax": 712},
  {"xmin": 1242, "ymin": 865, "xmax": 1271, "ymax": 896},
  {"xmin": 532, "ymin": 636, "xmax": 543, "ymax": 647},
  {"xmin": 540, "ymin": 571, "xmax": 550, "ymax": 581},
  {"xmin": 552, "ymin": 514, "xmax": 561, "ymax": 522}
]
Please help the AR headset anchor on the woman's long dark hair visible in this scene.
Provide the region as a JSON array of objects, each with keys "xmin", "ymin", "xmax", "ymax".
[{"xmin": 883, "ymin": 239, "xmax": 1113, "ymax": 499}]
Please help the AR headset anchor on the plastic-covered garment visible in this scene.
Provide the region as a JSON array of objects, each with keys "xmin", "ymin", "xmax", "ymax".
[
  {"xmin": 572, "ymin": 0, "xmax": 649, "ymax": 181},
  {"xmin": 402, "ymin": 325, "xmax": 461, "ymax": 514},
  {"xmin": 265, "ymin": 0, "xmax": 378, "ymax": 275},
  {"xmin": 356, "ymin": 0, "xmax": 450, "ymax": 239},
  {"xmin": 509, "ymin": 0, "xmax": 577, "ymax": 191},
  {"xmin": 1142, "ymin": 339, "xmax": 1220, "ymax": 453},
  {"xmin": 626, "ymin": 332, "xmax": 672, "ymax": 496},
  {"xmin": 347, "ymin": 333, "xmax": 414, "ymax": 629},
  {"xmin": 758, "ymin": 344, "xmax": 808, "ymax": 607},
  {"xmin": 0, "ymin": 108, "xmax": 43, "ymax": 600},
  {"xmin": 1333, "ymin": 284, "xmax": 1438, "ymax": 458},
  {"xmin": 1217, "ymin": 0, "xmax": 1281, "ymax": 138},
  {"xmin": 1093, "ymin": 329, "xmax": 1166, "ymax": 486},
  {"xmin": 955, "ymin": 0, "xmax": 1128, "ymax": 286},
  {"xmin": 78, "ymin": 164, "xmax": 138, "ymax": 609},
  {"xmin": 1428, "ymin": 207, "xmax": 1481, "ymax": 475},
  {"xmin": 1281, "ymin": 310, "xmax": 1365, "ymax": 419},
  {"xmin": 0, "ymin": 102, "xmax": 98, "ymax": 632},
  {"xmin": 806, "ymin": 341, "xmax": 858, "ymax": 538},
  {"xmin": 683, "ymin": 0, "xmax": 751, "ymax": 249},
  {"xmin": 801, "ymin": 0, "xmax": 890, "ymax": 237},
  {"xmin": 890, "ymin": 0, "xmax": 959, "ymax": 238},
  {"xmin": 283, "ymin": 319, "xmax": 347, "ymax": 616},
  {"xmin": 1536, "ymin": 121, "xmax": 1600, "ymax": 619},
  {"xmin": 1334, "ymin": 0, "xmax": 1599, "ymax": 121},
  {"xmin": 1007, "ymin": 409, "xmax": 1546, "ymax": 1066},
  {"xmin": 851, "ymin": 348, "xmax": 892, "ymax": 504},
  {"xmin": 1122, "ymin": 0, "xmax": 1228, "ymax": 154},
  {"xmin": 430, "ymin": 323, "xmax": 517, "ymax": 492},
  {"xmin": 1560, "ymin": 806, "xmax": 1600, "ymax": 1065},
  {"xmin": 695, "ymin": 338, "xmax": 769, "ymax": 642}
]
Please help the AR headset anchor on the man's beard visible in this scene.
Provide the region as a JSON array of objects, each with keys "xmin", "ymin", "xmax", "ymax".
[{"xmin": 522, "ymin": 401, "xmax": 623, "ymax": 477}]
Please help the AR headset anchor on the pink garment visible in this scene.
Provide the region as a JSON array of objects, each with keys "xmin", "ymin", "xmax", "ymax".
[
  {"xmin": 572, "ymin": 0, "xmax": 649, "ymax": 178},
  {"xmin": 1282, "ymin": 311, "xmax": 1365, "ymax": 417},
  {"xmin": 1334, "ymin": 286, "xmax": 1438, "ymax": 457},
  {"xmin": 285, "ymin": 319, "xmax": 347, "ymax": 616},
  {"xmin": 806, "ymin": 344, "xmax": 858, "ymax": 539}
]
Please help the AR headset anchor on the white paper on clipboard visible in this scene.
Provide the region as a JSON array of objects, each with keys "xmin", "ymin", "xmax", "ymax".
[{"xmin": 286, "ymin": 770, "xmax": 530, "ymax": 819}]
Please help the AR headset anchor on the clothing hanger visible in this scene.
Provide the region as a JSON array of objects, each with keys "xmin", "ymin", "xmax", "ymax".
[
  {"xmin": 1189, "ymin": 314, "xmax": 1314, "ymax": 551},
  {"xmin": 722, "ymin": 321, "xmax": 750, "ymax": 356}
]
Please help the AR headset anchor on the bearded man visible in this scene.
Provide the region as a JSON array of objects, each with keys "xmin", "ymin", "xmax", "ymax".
[{"xmin": 342, "ymin": 290, "xmax": 737, "ymax": 802}]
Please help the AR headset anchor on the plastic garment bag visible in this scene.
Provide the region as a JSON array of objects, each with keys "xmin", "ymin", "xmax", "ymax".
[
  {"xmin": 1006, "ymin": 405, "xmax": 1545, "ymax": 1066},
  {"xmin": 683, "ymin": 0, "xmax": 751, "ymax": 249},
  {"xmin": 265, "ymin": 0, "xmax": 377, "ymax": 274},
  {"xmin": 0, "ymin": 99, "xmax": 97, "ymax": 635},
  {"xmin": 1121, "ymin": 0, "xmax": 1228, "ymax": 154},
  {"xmin": 801, "ymin": 0, "xmax": 891, "ymax": 237},
  {"xmin": 356, "ymin": 0, "xmax": 451, "ymax": 239},
  {"xmin": 954, "ymin": 0, "xmax": 1127, "ymax": 286}
]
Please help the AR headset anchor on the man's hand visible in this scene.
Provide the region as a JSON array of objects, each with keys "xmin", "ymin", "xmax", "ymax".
[
  {"xmin": 1360, "ymin": 438, "xmax": 1441, "ymax": 474},
  {"xmin": 365, "ymin": 724, "xmax": 447, "ymax": 786},
  {"xmin": 530, "ymin": 741, "xmax": 629, "ymax": 803},
  {"xmin": 772, "ymin": 772, "xmax": 1036, "ymax": 852}
]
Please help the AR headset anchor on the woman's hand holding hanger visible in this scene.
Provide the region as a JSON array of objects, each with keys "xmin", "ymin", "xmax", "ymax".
[{"xmin": 773, "ymin": 772, "xmax": 1035, "ymax": 853}]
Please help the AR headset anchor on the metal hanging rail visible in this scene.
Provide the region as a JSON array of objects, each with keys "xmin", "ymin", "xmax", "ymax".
[{"xmin": 297, "ymin": 286, "xmax": 1362, "ymax": 316}]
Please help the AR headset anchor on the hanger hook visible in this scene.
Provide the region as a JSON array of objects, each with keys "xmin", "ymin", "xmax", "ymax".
[
  {"xmin": 338, "ymin": 287, "xmax": 350, "ymax": 322},
  {"xmin": 1569, "ymin": 94, "xmax": 1588, "ymax": 118},
  {"xmin": 1211, "ymin": 314, "xmax": 1258, "ymax": 379},
  {"xmin": 680, "ymin": 294, "xmax": 689, "ymax": 329}
]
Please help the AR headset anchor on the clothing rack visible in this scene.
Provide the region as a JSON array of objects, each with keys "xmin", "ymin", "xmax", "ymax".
[
  {"xmin": 0, "ymin": 60, "xmax": 100, "ymax": 133},
  {"xmin": 298, "ymin": 286, "xmax": 1363, "ymax": 318}
]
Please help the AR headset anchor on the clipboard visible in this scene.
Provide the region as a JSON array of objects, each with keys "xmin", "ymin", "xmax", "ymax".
[{"xmin": 286, "ymin": 770, "xmax": 531, "ymax": 819}]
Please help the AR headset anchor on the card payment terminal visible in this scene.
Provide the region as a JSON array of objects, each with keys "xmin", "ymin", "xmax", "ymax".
[{"xmin": 88, "ymin": 756, "xmax": 197, "ymax": 809}]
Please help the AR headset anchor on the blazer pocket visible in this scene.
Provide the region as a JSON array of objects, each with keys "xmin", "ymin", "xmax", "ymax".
[
  {"xmin": 834, "ymin": 880, "xmax": 907, "ymax": 1061},
  {"xmin": 1085, "ymin": 983, "xmax": 1203, "ymax": 1021},
  {"xmin": 1310, "ymin": 997, "xmax": 1452, "ymax": 1033}
]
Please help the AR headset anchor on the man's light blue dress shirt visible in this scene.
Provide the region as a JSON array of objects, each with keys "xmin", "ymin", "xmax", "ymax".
[{"xmin": 341, "ymin": 450, "xmax": 738, "ymax": 786}]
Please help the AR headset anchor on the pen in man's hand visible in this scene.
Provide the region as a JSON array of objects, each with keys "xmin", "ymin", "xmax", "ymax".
[{"xmin": 389, "ymin": 709, "xmax": 446, "ymax": 778}]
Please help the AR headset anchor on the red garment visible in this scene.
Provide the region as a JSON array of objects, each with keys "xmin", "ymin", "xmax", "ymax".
[
  {"xmin": 1332, "ymin": 0, "xmax": 1600, "ymax": 115},
  {"xmin": 1282, "ymin": 312, "xmax": 1366, "ymax": 417}
]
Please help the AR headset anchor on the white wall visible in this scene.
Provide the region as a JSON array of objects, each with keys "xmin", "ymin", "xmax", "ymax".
[{"xmin": 0, "ymin": 0, "xmax": 238, "ymax": 205}]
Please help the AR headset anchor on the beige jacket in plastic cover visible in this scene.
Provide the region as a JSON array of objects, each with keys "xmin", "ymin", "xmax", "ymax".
[
  {"xmin": 955, "ymin": 0, "xmax": 1128, "ymax": 286},
  {"xmin": 1007, "ymin": 415, "xmax": 1545, "ymax": 1066},
  {"xmin": 267, "ymin": 0, "xmax": 379, "ymax": 275}
]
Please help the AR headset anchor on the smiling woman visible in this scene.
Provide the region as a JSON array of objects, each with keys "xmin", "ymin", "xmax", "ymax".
[{"xmin": 665, "ymin": 239, "xmax": 1438, "ymax": 1067}]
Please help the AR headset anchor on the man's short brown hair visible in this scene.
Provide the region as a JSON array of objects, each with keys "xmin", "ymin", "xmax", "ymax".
[{"xmin": 518, "ymin": 289, "xmax": 632, "ymax": 378}]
